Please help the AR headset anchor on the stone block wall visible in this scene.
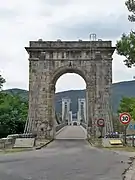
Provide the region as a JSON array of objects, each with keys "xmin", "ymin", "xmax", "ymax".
[{"xmin": 25, "ymin": 40, "xmax": 115, "ymax": 139}]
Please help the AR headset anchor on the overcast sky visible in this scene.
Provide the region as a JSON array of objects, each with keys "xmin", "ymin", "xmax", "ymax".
[{"xmin": 1, "ymin": 0, "xmax": 135, "ymax": 92}]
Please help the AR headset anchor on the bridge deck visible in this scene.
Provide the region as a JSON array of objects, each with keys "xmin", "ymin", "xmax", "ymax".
[{"xmin": 56, "ymin": 125, "xmax": 87, "ymax": 139}]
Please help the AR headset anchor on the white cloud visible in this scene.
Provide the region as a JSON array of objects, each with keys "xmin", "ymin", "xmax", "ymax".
[
  {"xmin": 56, "ymin": 73, "xmax": 86, "ymax": 92},
  {"xmin": 1, "ymin": 0, "xmax": 135, "ymax": 92}
]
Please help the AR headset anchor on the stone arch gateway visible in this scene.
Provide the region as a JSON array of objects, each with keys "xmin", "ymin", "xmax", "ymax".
[{"xmin": 25, "ymin": 39, "xmax": 115, "ymax": 139}]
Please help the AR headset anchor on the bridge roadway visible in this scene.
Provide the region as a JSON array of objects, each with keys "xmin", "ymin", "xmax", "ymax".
[
  {"xmin": 56, "ymin": 125, "xmax": 87, "ymax": 139},
  {"xmin": 0, "ymin": 126, "xmax": 133, "ymax": 180}
]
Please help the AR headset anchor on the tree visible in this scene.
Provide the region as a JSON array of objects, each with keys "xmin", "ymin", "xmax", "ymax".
[
  {"xmin": 0, "ymin": 74, "xmax": 5, "ymax": 90},
  {"xmin": 125, "ymin": 0, "xmax": 135, "ymax": 22},
  {"xmin": 118, "ymin": 97, "xmax": 135, "ymax": 120},
  {"xmin": 112, "ymin": 114, "xmax": 125, "ymax": 133},
  {"xmin": 116, "ymin": 0, "xmax": 135, "ymax": 67},
  {"xmin": 116, "ymin": 97, "xmax": 135, "ymax": 134},
  {"xmin": 0, "ymin": 93, "xmax": 28, "ymax": 138},
  {"xmin": 0, "ymin": 74, "xmax": 28, "ymax": 138},
  {"xmin": 116, "ymin": 32, "xmax": 135, "ymax": 67}
]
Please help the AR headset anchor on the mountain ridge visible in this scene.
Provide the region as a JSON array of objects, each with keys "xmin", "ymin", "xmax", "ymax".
[{"xmin": 3, "ymin": 80, "xmax": 135, "ymax": 113}]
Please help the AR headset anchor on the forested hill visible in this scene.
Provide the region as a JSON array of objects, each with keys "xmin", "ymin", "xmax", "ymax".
[{"xmin": 3, "ymin": 80, "xmax": 135, "ymax": 113}]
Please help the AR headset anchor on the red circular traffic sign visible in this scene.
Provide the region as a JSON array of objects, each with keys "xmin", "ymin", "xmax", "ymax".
[
  {"xmin": 97, "ymin": 119, "xmax": 105, "ymax": 127},
  {"xmin": 119, "ymin": 112, "xmax": 131, "ymax": 125}
]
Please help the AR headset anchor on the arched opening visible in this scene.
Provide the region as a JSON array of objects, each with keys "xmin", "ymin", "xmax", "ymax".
[{"xmin": 51, "ymin": 68, "xmax": 87, "ymax": 140}]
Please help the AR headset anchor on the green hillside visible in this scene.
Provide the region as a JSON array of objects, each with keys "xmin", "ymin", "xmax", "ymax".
[{"xmin": 3, "ymin": 80, "xmax": 135, "ymax": 113}]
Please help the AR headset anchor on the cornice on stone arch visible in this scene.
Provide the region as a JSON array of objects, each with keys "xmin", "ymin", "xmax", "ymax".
[{"xmin": 51, "ymin": 66, "xmax": 88, "ymax": 89}]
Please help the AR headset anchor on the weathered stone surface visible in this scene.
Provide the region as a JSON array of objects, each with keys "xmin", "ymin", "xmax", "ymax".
[
  {"xmin": 25, "ymin": 40, "xmax": 115, "ymax": 139},
  {"xmin": 14, "ymin": 138, "xmax": 35, "ymax": 148}
]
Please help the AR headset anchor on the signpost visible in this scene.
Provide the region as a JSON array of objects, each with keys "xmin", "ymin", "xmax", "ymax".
[
  {"xmin": 97, "ymin": 119, "xmax": 105, "ymax": 138},
  {"xmin": 119, "ymin": 112, "xmax": 131, "ymax": 145}
]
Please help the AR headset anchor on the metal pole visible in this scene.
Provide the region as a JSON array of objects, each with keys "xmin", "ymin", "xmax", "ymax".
[
  {"xmin": 101, "ymin": 127, "xmax": 103, "ymax": 138},
  {"xmin": 132, "ymin": 76, "xmax": 135, "ymax": 146},
  {"xmin": 124, "ymin": 125, "xmax": 127, "ymax": 145},
  {"xmin": 132, "ymin": 134, "xmax": 134, "ymax": 147}
]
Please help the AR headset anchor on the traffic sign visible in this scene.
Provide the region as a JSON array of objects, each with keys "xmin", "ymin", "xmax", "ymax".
[
  {"xmin": 129, "ymin": 124, "xmax": 135, "ymax": 130},
  {"xmin": 119, "ymin": 112, "xmax": 131, "ymax": 125},
  {"xmin": 97, "ymin": 119, "xmax": 105, "ymax": 127}
]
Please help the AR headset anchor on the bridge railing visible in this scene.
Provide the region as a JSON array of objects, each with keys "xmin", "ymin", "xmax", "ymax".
[
  {"xmin": 24, "ymin": 111, "xmax": 67, "ymax": 135},
  {"xmin": 81, "ymin": 122, "xmax": 87, "ymax": 129},
  {"xmin": 55, "ymin": 122, "xmax": 67, "ymax": 132},
  {"xmin": 80, "ymin": 122, "xmax": 92, "ymax": 139}
]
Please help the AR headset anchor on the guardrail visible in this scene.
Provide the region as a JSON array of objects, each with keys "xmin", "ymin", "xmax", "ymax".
[
  {"xmin": 7, "ymin": 133, "xmax": 37, "ymax": 139},
  {"xmin": 81, "ymin": 123, "xmax": 92, "ymax": 139},
  {"xmin": 0, "ymin": 137, "xmax": 15, "ymax": 149},
  {"xmin": 55, "ymin": 122, "xmax": 67, "ymax": 132},
  {"xmin": 0, "ymin": 123, "xmax": 67, "ymax": 150},
  {"xmin": 0, "ymin": 133, "xmax": 37, "ymax": 149},
  {"xmin": 81, "ymin": 122, "xmax": 87, "ymax": 129}
]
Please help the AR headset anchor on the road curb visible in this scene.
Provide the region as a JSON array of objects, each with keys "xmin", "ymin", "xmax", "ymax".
[
  {"xmin": 87, "ymin": 138, "xmax": 95, "ymax": 146},
  {"xmin": 80, "ymin": 125, "xmax": 87, "ymax": 139},
  {"xmin": 56, "ymin": 126, "xmax": 67, "ymax": 136},
  {"xmin": 0, "ymin": 148, "xmax": 34, "ymax": 154},
  {"xmin": 35, "ymin": 139, "xmax": 54, "ymax": 150},
  {"xmin": 123, "ymin": 156, "xmax": 135, "ymax": 180},
  {"xmin": 85, "ymin": 139, "xmax": 94, "ymax": 146}
]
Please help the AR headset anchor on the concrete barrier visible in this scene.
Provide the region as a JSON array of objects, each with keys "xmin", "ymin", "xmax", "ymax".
[
  {"xmin": 14, "ymin": 138, "xmax": 35, "ymax": 148},
  {"xmin": 102, "ymin": 138, "xmax": 123, "ymax": 147},
  {"xmin": 0, "ymin": 139, "xmax": 5, "ymax": 149},
  {"xmin": 0, "ymin": 138, "xmax": 14, "ymax": 149},
  {"xmin": 0, "ymin": 133, "xmax": 37, "ymax": 150}
]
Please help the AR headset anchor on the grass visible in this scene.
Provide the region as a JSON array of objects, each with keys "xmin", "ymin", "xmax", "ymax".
[
  {"xmin": 103, "ymin": 146, "xmax": 135, "ymax": 152},
  {"xmin": 87, "ymin": 138, "xmax": 135, "ymax": 152},
  {"xmin": 0, "ymin": 147, "xmax": 33, "ymax": 154},
  {"xmin": 35, "ymin": 139, "xmax": 52, "ymax": 146},
  {"xmin": 0, "ymin": 139, "xmax": 53, "ymax": 154},
  {"xmin": 88, "ymin": 138, "xmax": 103, "ymax": 148}
]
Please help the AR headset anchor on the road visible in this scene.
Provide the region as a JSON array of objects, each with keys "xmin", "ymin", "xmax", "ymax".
[
  {"xmin": 0, "ymin": 126, "xmax": 132, "ymax": 180},
  {"xmin": 56, "ymin": 125, "xmax": 87, "ymax": 139}
]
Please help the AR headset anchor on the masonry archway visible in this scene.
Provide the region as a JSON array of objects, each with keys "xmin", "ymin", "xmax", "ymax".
[
  {"xmin": 51, "ymin": 66, "xmax": 88, "ymax": 87},
  {"xmin": 25, "ymin": 39, "xmax": 115, "ymax": 139},
  {"xmin": 52, "ymin": 67, "xmax": 87, "ymax": 139}
]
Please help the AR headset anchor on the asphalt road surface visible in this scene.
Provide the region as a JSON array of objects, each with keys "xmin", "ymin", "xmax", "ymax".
[
  {"xmin": 56, "ymin": 125, "xmax": 87, "ymax": 139},
  {"xmin": 0, "ymin": 126, "xmax": 132, "ymax": 180}
]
